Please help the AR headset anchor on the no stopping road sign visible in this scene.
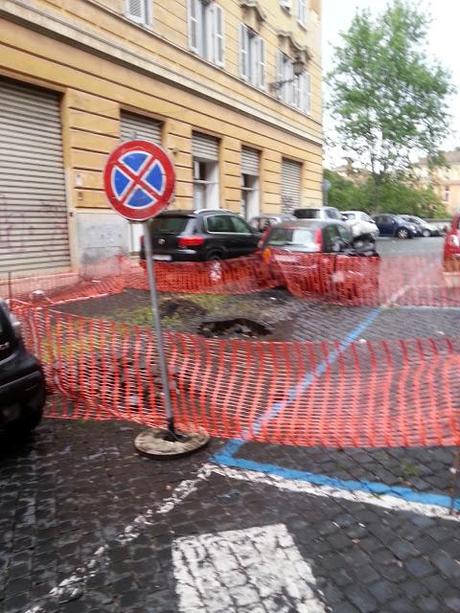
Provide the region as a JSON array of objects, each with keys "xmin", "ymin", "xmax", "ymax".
[{"xmin": 103, "ymin": 140, "xmax": 176, "ymax": 221}]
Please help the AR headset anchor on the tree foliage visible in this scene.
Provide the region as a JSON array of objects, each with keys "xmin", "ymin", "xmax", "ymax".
[
  {"xmin": 328, "ymin": 0, "xmax": 455, "ymax": 198},
  {"xmin": 324, "ymin": 169, "xmax": 446, "ymax": 218}
]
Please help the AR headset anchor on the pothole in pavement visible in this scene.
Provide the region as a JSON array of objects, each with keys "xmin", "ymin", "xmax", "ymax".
[{"xmin": 197, "ymin": 317, "xmax": 272, "ymax": 339}]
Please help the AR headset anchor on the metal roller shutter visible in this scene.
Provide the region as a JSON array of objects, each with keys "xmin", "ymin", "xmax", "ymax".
[
  {"xmin": 241, "ymin": 147, "xmax": 260, "ymax": 176},
  {"xmin": 0, "ymin": 78, "xmax": 70, "ymax": 275},
  {"xmin": 192, "ymin": 132, "xmax": 219, "ymax": 161},
  {"xmin": 281, "ymin": 159, "xmax": 302, "ymax": 213},
  {"xmin": 120, "ymin": 112, "xmax": 162, "ymax": 253},
  {"xmin": 120, "ymin": 111, "xmax": 162, "ymax": 143}
]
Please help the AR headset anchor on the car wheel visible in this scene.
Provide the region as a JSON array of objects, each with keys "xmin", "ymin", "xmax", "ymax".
[
  {"xmin": 422, "ymin": 229, "xmax": 431, "ymax": 237},
  {"xmin": 396, "ymin": 228, "xmax": 409, "ymax": 239},
  {"xmin": 207, "ymin": 252, "xmax": 222, "ymax": 261}
]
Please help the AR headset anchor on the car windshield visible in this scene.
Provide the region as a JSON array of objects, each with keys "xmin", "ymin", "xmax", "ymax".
[
  {"xmin": 151, "ymin": 216, "xmax": 191, "ymax": 233},
  {"xmin": 266, "ymin": 227, "xmax": 315, "ymax": 246},
  {"xmin": 342, "ymin": 213, "xmax": 355, "ymax": 220}
]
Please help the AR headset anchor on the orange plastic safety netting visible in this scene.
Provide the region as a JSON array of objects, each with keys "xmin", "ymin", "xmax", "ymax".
[
  {"xmin": 3, "ymin": 253, "xmax": 460, "ymax": 307},
  {"xmin": 17, "ymin": 303, "xmax": 460, "ymax": 448}
]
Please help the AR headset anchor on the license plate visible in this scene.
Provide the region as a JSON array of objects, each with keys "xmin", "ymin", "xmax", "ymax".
[{"xmin": 153, "ymin": 255, "xmax": 172, "ymax": 261}]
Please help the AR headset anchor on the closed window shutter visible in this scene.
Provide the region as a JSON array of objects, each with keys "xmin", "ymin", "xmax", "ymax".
[
  {"xmin": 120, "ymin": 112, "xmax": 162, "ymax": 143},
  {"xmin": 213, "ymin": 5, "xmax": 225, "ymax": 66},
  {"xmin": 188, "ymin": 0, "xmax": 199, "ymax": 52},
  {"xmin": 257, "ymin": 37, "xmax": 265, "ymax": 88},
  {"xmin": 240, "ymin": 24, "xmax": 249, "ymax": 80},
  {"xmin": 126, "ymin": 0, "xmax": 148, "ymax": 24},
  {"xmin": 241, "ymin": 147, "xmax": 260, "ymax": 176},
  {"xmin": 281, "ymin": 159, "xmax": 302, "ymax": 213},
  {"xmin": 192, "ymin": 132, "xmax": 219, "ymax": 161}
]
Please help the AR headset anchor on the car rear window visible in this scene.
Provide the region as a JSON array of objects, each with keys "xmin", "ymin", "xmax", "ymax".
[
  {"xmin": 294, "ymin": 209, "xmax": 320, "ymax": 219},
  {"xmin": 266, "ymin": 227, "xmax": 315, "ymax": 246},
  {"xmin": 150, "ymin": 217, "xmax": 191, "ymax": 233}
]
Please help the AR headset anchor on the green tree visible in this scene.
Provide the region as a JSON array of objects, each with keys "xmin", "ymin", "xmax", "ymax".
[
  {"xmin": 324, "ymin": 170, "xmax": 445, "ymax": 217},
  {"xmin": 328, "ymin": 0, "xmax": 455, "ymax": 207},
  {"xmin": 323, "ymin": 169, "xmax": 368, "ymax": 211}
]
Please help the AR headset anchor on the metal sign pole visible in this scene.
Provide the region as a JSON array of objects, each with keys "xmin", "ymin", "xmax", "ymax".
[
  {"xmin": 104, "ymin": 139, "xmax": 209, "ymax": 457},
  {"xmin": 143, "ymin": 221, "xmax": 175, "ymax": 435}
]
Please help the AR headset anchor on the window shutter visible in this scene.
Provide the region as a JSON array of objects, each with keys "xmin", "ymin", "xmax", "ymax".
[
  {"xmin": 188, "ymin": 0, "xmax": 199, "ymax": 53},
  {"xmin": 126, "ymin": 0, "xmax": 147, "ymax": 24},
  {"xmin": 257, "ymin": 37, "xmax": 265, "ymax": 88},
  {"xmin": 212, "ymin": 4, "xmax": 225, "ymax": 66},
  {"xmin": 240, "ymin": 24, "xmax": 249, "ymax": 80}
]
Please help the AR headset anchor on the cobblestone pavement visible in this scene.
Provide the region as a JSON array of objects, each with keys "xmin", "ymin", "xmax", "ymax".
[{"xmin": 1, "ymin": 420, "xmax": 459, "ymax": 613}]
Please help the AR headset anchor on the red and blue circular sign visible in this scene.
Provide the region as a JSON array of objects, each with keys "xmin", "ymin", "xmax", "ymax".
[{"xmin": 103, "ymin": 140, "xmax": 176, "ymax": 221}]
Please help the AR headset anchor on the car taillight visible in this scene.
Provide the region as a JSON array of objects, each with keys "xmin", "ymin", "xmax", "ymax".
[
  {"xmin": 178, "ymin": 236, "xmax": 205, "ymax": 248},
  {"xmin": 448, "ymin": 234, "xmax": 460, "ymax": 247},
  {"xmin": 314, "ymin": 228, "xmax": 323, "ymax": 251}
]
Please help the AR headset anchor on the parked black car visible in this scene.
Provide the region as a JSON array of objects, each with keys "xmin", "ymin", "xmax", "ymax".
[
  {"xmin": 372, "ymin": 214, "xmax": 419, "ymax": 239},
  {"xmin": 140, "ymin": 210, "xmax": 260, "ymax": 262},
  {"xmin": 0, "ymin": 300, "xmax": 45, "ymax": 437}
]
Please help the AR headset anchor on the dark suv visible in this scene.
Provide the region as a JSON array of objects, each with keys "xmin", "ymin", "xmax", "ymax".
[
  {"xmin": 0, "ymin": 300, "xmax": 45, "ymax": 437},
  {"xmin": 140, "ymin": 209, "xmax": 260, "ymax": 262}
]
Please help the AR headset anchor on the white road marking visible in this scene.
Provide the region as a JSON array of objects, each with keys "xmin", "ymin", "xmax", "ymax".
[
  {"xmin": 172, "ymin": 523, "xmax": 326, "ymax": 613},
  {"xmin": 210, "ymin": 465, "xmax": 460, "ymax": 522},
  {"xmin": 23, "ymin": 465, "xmax": 211, "ymax": 613}
]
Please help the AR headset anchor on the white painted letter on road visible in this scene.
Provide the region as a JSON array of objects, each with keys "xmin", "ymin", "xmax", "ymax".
[{"xmin": 172, "ymin": 523, "xmax": 326, "ymax": 612}]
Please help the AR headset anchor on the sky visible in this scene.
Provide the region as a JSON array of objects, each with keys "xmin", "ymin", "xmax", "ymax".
[{"xmin": 322, "ymin": 0, "xmax": 460, "ymax": 166}]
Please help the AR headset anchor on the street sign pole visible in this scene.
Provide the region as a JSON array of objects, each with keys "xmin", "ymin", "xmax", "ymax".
[
  {"xmin": 142, "ymin": 221, "xmax": 175, "ymax": 435},
  {"xmin": 103, "ymin": 139, "xmax": 209, "ymax": 457}
]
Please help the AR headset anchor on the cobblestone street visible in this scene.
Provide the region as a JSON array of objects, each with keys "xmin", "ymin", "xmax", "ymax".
[{"xmin": 1, "ymin": 419, "xmax": 459, "ymax": 613}]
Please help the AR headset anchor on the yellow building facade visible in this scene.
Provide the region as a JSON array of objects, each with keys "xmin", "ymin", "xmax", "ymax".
[
  {"xmin": 0, "ymin": 0, "xmax": 322, "ymax": 273},
  {"xmin": 417, "ymin": 150, "xmax": 460, "ymax": 216}
]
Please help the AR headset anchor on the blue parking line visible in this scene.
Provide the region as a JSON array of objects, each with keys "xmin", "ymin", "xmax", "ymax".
[
  {"xmin": 212, "ymin": 453, "xmax": 460, "ymax": 510},
  {"xmin": 212, "ymin": 306, "xmax": 459, "ymax": 511},
  {"xmin": 216, "ymin": 307, "xmax": 381, "ymax": 457}
]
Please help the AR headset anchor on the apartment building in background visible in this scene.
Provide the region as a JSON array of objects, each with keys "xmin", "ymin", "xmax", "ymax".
[
  {"xmin": 417, "ymin": 149, "xmax": 460, "ymax": 216},
  {"xmin": 0, "ymin": 0, "xmax": 322, "ymax": 274}
]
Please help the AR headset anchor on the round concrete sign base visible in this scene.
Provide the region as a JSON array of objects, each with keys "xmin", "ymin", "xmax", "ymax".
[{"xmin": 134, "ymin": 427, "xmax": 210, "ymax": 459}]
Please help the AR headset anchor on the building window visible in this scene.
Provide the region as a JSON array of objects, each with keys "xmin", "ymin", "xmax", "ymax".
[
  {"xmin": 240, "ymin": 25, "xmax": 265, "ymax": 88},
  {"xmin": 125, "ymin": 0, "xmax": 151, "ymax": 25},
  {"xmin": 241, "ymin": 174, "xmax": 259, "ymax": 220},
  {"xmin": 443, "ymin": 185, "xmax": 450, "ymax": 202},
  {"xmin": 277, "ymin": 52, "xmax": 311, "ymax": 114},
  {"xmin": 193, "ymin": 160, "xmax": 219, "ymax": 209},
  {"xmin": 188, "ymin": 0, "xmax": 225, "ymax": 67},
  {"xmin": 297, "ymin": 0, "xmax": 308, "ymax": 27},
  {"xmin": 241, "ymin": 147, "xmax": 260, "ymax": 220}
]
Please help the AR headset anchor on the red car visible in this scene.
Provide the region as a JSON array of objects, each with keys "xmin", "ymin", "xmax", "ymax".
[{"xmin": 443, "ymin": 214, "xmax": 460, "ymax": 276}]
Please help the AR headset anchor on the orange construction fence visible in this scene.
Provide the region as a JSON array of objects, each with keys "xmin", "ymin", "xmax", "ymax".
[
  {"xmin": 17, "ymin": 302, "xmax": 460, "ymax": 449},
  {"xmin": 3, "ymin": 253, "xmax": 460, "ymax": 307}
]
